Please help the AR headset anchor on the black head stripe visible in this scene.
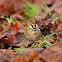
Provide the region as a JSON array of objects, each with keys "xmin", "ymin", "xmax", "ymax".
[
  {"xmin": 31, "ymin": 25, "xmax": 33, "ymax": 28},
  {"xmin": 31, "ymin": 23, "xmax": 36, "ymax": 29},
  {"xmin": 35, "ymin": 24, "xmax": 36, "ymax": 28}
]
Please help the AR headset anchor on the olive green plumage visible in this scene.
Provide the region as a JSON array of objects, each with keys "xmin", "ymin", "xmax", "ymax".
[{"xmin": 24, "ymin": 23, "xmax": 41, "ymax": 40}]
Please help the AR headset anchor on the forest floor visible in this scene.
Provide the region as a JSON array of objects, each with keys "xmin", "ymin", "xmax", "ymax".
[{"xmin": 0, "ymin": 0, "xmax": 62, "ymax": 62}]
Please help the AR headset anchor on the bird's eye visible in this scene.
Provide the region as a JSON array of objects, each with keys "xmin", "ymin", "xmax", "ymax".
[{"xmin": 31, "ymin": 23, "xmax": 36, "ymax": 29}]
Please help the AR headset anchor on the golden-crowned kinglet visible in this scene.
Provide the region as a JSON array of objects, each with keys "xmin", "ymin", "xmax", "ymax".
[{"xmin": 24, "ymin": 23, "xmax": 41, "ymax": 40}]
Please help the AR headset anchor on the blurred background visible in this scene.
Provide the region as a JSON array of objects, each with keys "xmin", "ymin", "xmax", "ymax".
[{"xmin": 0, "ymin": 0, "xmax": 62, "ymax": 21}]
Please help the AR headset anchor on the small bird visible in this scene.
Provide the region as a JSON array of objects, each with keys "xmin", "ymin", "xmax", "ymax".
[{"xmin": 24, "ymin": 23, "xmax": 41, "ymax": 40}]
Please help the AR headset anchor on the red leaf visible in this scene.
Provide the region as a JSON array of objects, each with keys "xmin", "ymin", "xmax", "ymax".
[
  {"xmin": 10, "ymin": 21, "xmax": 23, "ymax": 35},
  {"xmin": 10, "ymin": 27, "xmax": 18, "ymax": 35}
]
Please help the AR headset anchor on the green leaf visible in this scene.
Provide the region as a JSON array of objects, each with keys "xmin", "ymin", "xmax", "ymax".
[
  {"xmin": 23, "ymin": 0, "xmax": 41, "ymax": 19},
  {"xmin": 58, "ymin": 32, "xmax": 62, "ymax": 34},
  {"xmin": 51, "ymin": 17, "xmax": 60, "ymax": 24},
  {"xmin": 17, "ymin": 21, "xmax": 25, "ymax": 29},
  {"xmin": 6, "ymin": 16, "xmax": 13, "ymax": 25}
]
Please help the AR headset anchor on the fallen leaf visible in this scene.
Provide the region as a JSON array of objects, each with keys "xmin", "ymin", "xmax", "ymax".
[{"xmin": 41, "ymin": 42, "xmax": 62, "ymax": 62}]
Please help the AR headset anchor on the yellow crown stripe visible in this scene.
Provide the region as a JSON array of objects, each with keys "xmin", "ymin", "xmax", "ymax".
[{"xmin": 32, "ymin": 24, "xmax": 36, "ymax": 28}]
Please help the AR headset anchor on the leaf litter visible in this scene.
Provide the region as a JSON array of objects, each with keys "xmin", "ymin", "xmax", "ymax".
[{"xmin": 0, "ymin": 0, "xmax": 62, "ymax": 62}]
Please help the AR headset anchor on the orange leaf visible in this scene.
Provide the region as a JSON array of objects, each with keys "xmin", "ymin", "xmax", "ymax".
[
  {"xmin": 22, "ymin": 54, "xmax": 27, "ymax": 62},
  {"xmin": 16, "ymin": 57, "xmax": 22, "ymax": 62}
]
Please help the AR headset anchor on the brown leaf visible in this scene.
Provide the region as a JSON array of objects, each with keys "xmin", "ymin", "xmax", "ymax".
[
  {"xmin": 0, "ymin": 0, "xmax": 7, "ymax": 6},
  {"xmin": 54, "ymin": 6, "xmax": 62, "ymax": 15},
  {"xmin": 28, "ymin": 50, "xmax": 41, "ymax": 62},
  {"xmin": 57, "ymin": 24, "xmax": 62, "ymax": 32},
  {"xmin": 41, "ymin": 43, "xmax": 62, "ymax": 62},
  {"xmin": 0, "ymin": 47, "xmax": 18, "ymax": 62},
  {"xmin": 12, "ymin": 0, "xmax": 24, "ymax": 12}
]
